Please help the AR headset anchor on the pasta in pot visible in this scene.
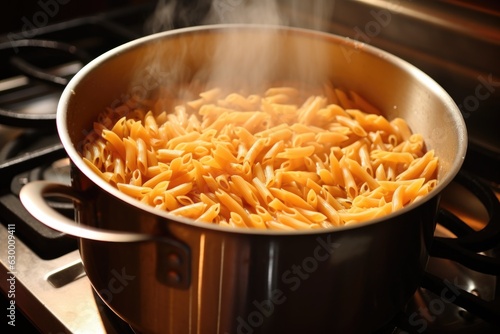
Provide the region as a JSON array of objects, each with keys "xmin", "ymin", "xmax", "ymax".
[{"xmin": 81, "ymin": 85, "xmax": 438, "ymax": 230}]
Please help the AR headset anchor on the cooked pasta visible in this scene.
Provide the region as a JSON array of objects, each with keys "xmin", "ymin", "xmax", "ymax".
[{"xmin": 81, "ymin": 85, "xmax": 438, "ymax": 230}]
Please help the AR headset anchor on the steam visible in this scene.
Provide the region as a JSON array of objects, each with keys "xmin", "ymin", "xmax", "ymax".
[
  {"xmin": 146, "ymin": 0, "xmax": 288, "ymax": 31},
  {"xmin": 144, "ymin": 0, "xmax": 336, "ymax": 41},
  {"xmin": 135, "ymin": 0, "xmax": 336, "ymax": 102}
]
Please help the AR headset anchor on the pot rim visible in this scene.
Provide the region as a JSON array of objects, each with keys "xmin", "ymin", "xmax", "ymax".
[{"xmin": 57, "ymin": 23, "xmax": 467, "ymax": 236}]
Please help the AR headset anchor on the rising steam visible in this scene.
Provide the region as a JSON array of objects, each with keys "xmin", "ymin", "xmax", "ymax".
[{"xmin": 132, "ymin": 0, "xmax": 336, "ymax": 103}]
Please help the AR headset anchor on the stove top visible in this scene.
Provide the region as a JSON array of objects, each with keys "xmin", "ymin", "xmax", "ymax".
[{"xmin": 0, "ymin": 1, "xmax": 499, "ymax": 333}]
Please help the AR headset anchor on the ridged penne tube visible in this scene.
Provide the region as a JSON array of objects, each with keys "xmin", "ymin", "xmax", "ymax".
[
  {"xmin": 268, "ymin": 128, "xmax": 293, "ymax": 145},
  {"xmin": 267, "ymin": 198, "xmax": 287, "ymax": 214},
  {"xmin": 396, "ymin": 150, "xmax": 435, "ymax": 181},
  {"xmin": 170, "ymin": 154, "xmax": 192, "ymax": 174},
  {"xmin": 352, "ymin": 196, "xmax": 383, "ymax": 208},
  {"xmin": 129, "ymin": 169, "xmax": 143, "ymax": 186},
  {"xmin": 166, "ymin": 131, "xmax": 200, "ymax": 150},
  {"xmin": 234, "ymin": 126, "xmax": 256, "ymax": 148},
  {"xmin": 269, "ymin": 188, "xmax": 315, "ymax": 211},
  {"xmin": 111, "ymin": 116, "xmax": 128, "ymax": 138},
  {"xmin": 165, "ymin": 182, "xmax": 193, "ymax": 198},
  {"xmin": 249, "ymin": 214, "xmax": 267, "ymax": 229},
  {"xmin": 135, "ymin": 137, "xmax": 148, "ymax": 175},
  {"xmin": 306, "ymin": 189, "xmax": 318, "ymax": 208},
  {"xmin": 215, "ymin": 174, "xmax": 231, "ymax": 192},
  {"xmin": 391, "ymin": 185, "xmax": 406, "ymax": 211},
  {"xmin": 315, "ymin": 132, "xmax": 349, "ymax": 145},
  {"xmin": 276, "ymin": 146, "xmax": 315, "ymax": 159},
  {"xmin": 245, "ymin": 138, "xmax": 268, "ymax": 165},
  {"xmin": 223, "ymin": 93, "xmax": 259, "ymax": 111},
  {"xmin": 266, "ymin": 220, "xmax": 295, "ymax": 231},
  {"xmin": 142, "ymin": 170, "xmax": 172, "ymax": 189},
  {"xmin": 255, "ymin": 205, "xmax": 273, "ymax": 221},
  {"xmin": 112, "ymin": 157, "xmax": 126, "ymax": 184},
  {"xmin": 196, "ymin": 203, "xmax": 221, "ymax": 223},
  {"xmin": 169, "ymin": 202, "xmax": 206, "ymax": 219},
  {"xmin": 243, "ymin": 112, "xmax": 269, "ymax": 131},
  {"xmin": 419, "ymin": 157, "xmax": 438, "ymax": 181},
  {"xmin": 295, "ymin": 207, "xmax": 327, "ymax": 223},
  {"xmin": 328, "ymin": 150, "xmax": 344, "ymax": 187},
  {"xmin": 293, "ymin": 132, "xmax": 316, "ymax": 147},
  {"xmin": 252, "ymin": 177, "xmax": 274, "ymax": 204},
  {"xmin": 320, "ymin": 188, "xmax": 345, "ymax": 211},
  {"xmin": 176, "ymin": 195, "xmax": 195, "ymax": 206},
  {"xmin": 149, "ymin": 181, "xmax": 170, "ymax": 199},
  {"xmin": 371, "ymin": 150, "xmax": 415, "ymax": 164},
  {"xmin": 276, "ymin": 213, "xmax": 311, "ymax": 230},
  {"xmin": 229, "ymin": 212, "xmax": 248, "ymax": 228},
  {"xmin": 390, "ymin": 117, "xmax": 412, "ymax": 140},
  {"xmin": 280, "ymin": 171, "xmax": 320, "ymax": 186},
  {"xmin": 340, "ymin": 203, "xmax": 392, "ymax": 223},
  {"xmin": 336, "ymin": 115, "xmax": 367, "ymax": 137},
  {"xmin": 130, "ymin": 119, "xmax": 151, "ymax": 144},
  {"xmin": 317, "ymin": 168, "xmax": 335, "ymax": 185},
  {"xmin": 214, "ymin": 143, "xmax": 238, "ymax": 164},
  {"xmin": 365, "ymin": 114, "xmax": 395, "ymax": 135},
  {"xmin": 316, "ymin": 196, "xmax": 341, "ymax": 226},
  {"xmin": 156, "ymin": 149, "xmax": 184, "ymax": 162},
  {"xmin": 83, "ymin": 157, "xmax": 111, "ymax": 182},
  {"xmin": 199, "ymin": 155, "xmax": 222, "ymax": 170},
  {"xmin": 102, "ymin": 130, "xmax": 126, "ymax": 160},
  {"xmin": 298, "ymin": 96, "xmax": 327, "ymax": 125},
  {"xmin": 340, "ymin": 158, "xmax": 358, "ymax": 199},
  {"xmin": 280, "ymin": 158, "xmax": 306, "ymax": 172},
  {"xmin": 216, "ymin": 190, "xmax": 251, "ymax": 225},
  {"xmin": 230, "ymin": 176, "xmax": 260, "ymax": 207},
  {"xmin": 117, "ymin": 183, "xmax": 152, "ymax": 198},
  {"xmin": 343, "ymin": 158, "xmax": 379, "ymax": 190},
  {"xmin": 144, "ymin": 111, "xmax": 159, "ymax": 135},
  {"xmin": 377, "ymin": 178, "xmax": 425, "ymax": 191},
  {"xmin": 263, "ymin": 163, "xmax": 275, "ymax": 187}
]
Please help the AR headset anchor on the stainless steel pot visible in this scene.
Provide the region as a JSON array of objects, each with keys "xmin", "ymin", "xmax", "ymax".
[{"xmin": 20, "ymin": 25, "xmax": 466, "ymax": 334}]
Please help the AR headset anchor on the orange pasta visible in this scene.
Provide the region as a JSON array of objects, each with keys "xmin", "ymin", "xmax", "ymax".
[{"xmin": 81, "ymin": 85, "xmax": 439, "ymax": 230}]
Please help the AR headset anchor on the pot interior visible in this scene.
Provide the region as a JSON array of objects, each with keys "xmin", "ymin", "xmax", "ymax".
[{"xmin": 59, "ymin": 25, "xmax": 466, "ymax": 217}]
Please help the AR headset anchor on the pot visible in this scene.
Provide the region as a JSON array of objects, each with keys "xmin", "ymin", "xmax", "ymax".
[{"xmin": 19, "ymin": 25, "xmax": 466, "ymax": 334}]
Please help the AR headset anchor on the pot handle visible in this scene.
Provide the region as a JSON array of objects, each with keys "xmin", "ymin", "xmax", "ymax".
[
  {"xmin": 20, "ymin": 180, "xmax": 191, "ymax": 289},
  {"xmin": 422, "ymin": 171, "xmax": 500, "ymax": 325},
  {"xmin": 429, "ymin": 171, "xmax": 500, "ymax": 275},
  {"xmin": 20, "ymin": 180, "xmax": 157, "ymax": 243}
]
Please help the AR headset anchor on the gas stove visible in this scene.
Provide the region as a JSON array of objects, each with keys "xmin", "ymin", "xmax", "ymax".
[{"xmin": 0, "ymin": 1, "xmax": 499, "ymax": 333}]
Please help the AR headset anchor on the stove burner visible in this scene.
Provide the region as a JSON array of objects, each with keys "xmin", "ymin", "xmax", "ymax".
[
  {"xmin": 399, "ymin": 171, "xmax": 500, "ymax": 333},
  {"xmin": 0, "ymin": 131, "xmax": 76, "ymax": 259},
  {"xmin": 403, "ymin": 227, "xmax": 497, "ymax": 333},
  {"xmin": 0, "ymin": 131, "xmax": 65, "ymax": 184},
  {"xmin": 43, "ymin": 157, "xmax": 72, "ymax": 183},
  {"xmin": 0, "ymin": 39, "xmax": 91, "ymax": 127},
  {"xmin": 11, "ymin": 157, "xmax": 73, "ymax": 212},
  {"xmin": 1, "ymin": 39, "xmax": 91, "ymax": 86},
  {"xmin": 431, "ymin": 171, "xmax": 500, "ymax": 275}
]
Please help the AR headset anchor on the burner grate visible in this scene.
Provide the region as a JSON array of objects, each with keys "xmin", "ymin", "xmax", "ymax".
[
  {"xmin": 0, "ymin": 4, "xmax": 154, "ymax": 128},
  {"xmin": 0, "ymin": 131, "xmax": 76, "ymax": 259}
]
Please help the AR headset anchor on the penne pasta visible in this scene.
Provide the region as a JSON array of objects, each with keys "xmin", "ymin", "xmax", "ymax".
[{"xmin": 81, "ymin": 85, "xmax": 439, "ymax": 230}]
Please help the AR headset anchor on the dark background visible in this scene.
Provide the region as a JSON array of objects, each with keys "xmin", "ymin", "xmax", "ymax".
[{"xmin": 0, "ymin": 0, "xmax": 156, "ymax": 35}]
